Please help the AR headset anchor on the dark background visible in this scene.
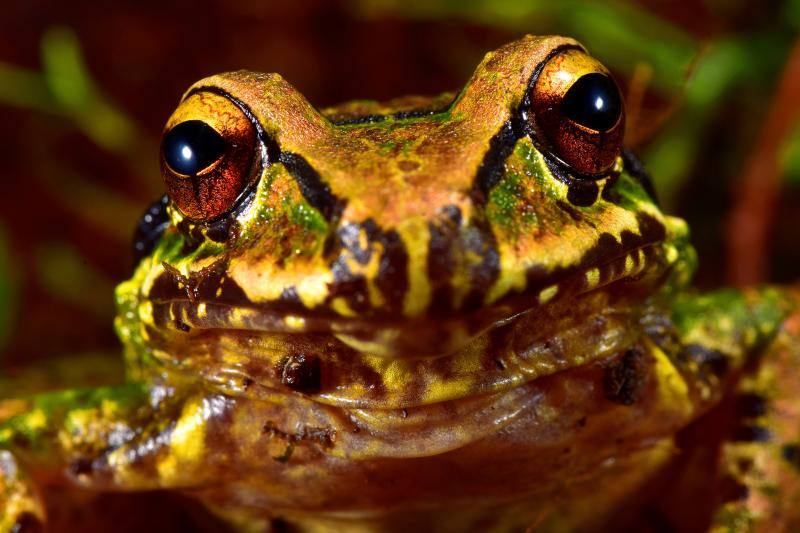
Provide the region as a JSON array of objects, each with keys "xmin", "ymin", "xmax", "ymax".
[{"xmin": 0, "ymin": 0, "xmax": 798, "ymax": 392}]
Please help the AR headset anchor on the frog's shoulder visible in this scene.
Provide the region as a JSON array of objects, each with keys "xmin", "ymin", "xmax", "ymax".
[{"xmin": 318, "ymin": 92, "xmax": 456, "ymax": 124}]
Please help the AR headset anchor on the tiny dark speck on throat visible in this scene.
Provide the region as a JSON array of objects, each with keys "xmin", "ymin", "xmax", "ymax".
[
  {"xmin": 782, "ymin": 443, "xmax": 800, "ymax": 470},
  {"xmin": 279, "ymin": 353, "xmax": 322, "ymax": 394},
  {"xmin": 603, "ymin": 347, "xmax": 648, "ymax": 406}
]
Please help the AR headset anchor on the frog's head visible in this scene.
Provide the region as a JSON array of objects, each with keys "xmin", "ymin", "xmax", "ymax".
[{"xmin": 122, "ymin": 35, "xmax": 692, "ymax": 364}]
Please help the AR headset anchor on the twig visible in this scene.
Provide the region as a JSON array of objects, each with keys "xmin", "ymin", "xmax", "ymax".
[{"xmin": 726, "ymin": 38, "xmax": 800, "ymax": 285}]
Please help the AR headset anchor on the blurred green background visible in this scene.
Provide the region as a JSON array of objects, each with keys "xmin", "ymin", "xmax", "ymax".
[{"xmin": 0, "ymin": 0, "xmax": 799, "ymax": 372}]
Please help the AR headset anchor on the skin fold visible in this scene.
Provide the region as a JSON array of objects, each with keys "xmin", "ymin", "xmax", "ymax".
[{"xmin": 1, "ymin": 35, "xmax": 799, "ymax": 532}]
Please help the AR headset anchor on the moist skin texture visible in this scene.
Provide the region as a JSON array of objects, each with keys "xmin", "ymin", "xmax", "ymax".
[{"xmin": 2, "ymin": 35, "xmax": 800, "ymax": 532}]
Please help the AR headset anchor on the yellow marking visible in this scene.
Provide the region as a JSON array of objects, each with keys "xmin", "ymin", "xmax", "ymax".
[
  {"xmin": 197, "ymin": 303, "xmax": 207, "ymax": 319},
  {"xmin": 612, "ymin": 156, "xmax": 624, "ymax": 174},
  {"xmin": 538, "ymin": 284, "xmax": 558, "ymax": 305},
  {"xmin": 624, "ymin": 254, "xmax": 635, "ymax": 274},
  {"xmin": 168, "ymin": 304, "xmax": 178, "ymax": 327},
  {"xmin": 335, "ymin": 329, "xmax": 400, "ymax": 357},
  {"xmin": 339, "ymin": 232, "xmax": 385, "ymax": 308},
  {"xmin": 364, "ymin": 357, "xmax": 412, "ymax": 392},
  {"xmin": 424, "ymin": 376, "xmax": 473, "ymax": 404},
  {"xmin": 330, "ymin": 297, "xmax": 356, "ymax": 317},
  {"xmin": 60, "ymin": 408, "xmax": 98, "ymax": 451},
  {"xmin": 647, "ymin": 338, "xmax": 693, "ymax": 418},
  {"xmin": 296, "ymin": 273, "xmax": 334, "ymax": 309},
  {"xmin": 100, "ymin": 399, "xmax": 122, "ymax": 418},
  {"xmin": 137, "ymin": 301, "xmax": 154, "ymax": 326},
  {"xmin": 230, "ymin": 256, "xmax": 334, "ymax": 310},
  {"xmin": 397, "ymin": 217, "xmax": 432, "ymax": 316},
  {"xmin": 664, "ymin": 244, "xmax": 678, "ymax": 265},
  {"xmin": 157, "ymin": 396, "xmax": 206, "ymax": 483},
  {"xmin": 25, "ymin": 410, "xmax": 47, "ymax": 432},
  {"xmin": 486, "ymin": 250, "xmax": 528, "ymax": 304},
  {"xmin": 585, "ymin": 268, "xmax": 601, "ymax": 289},
  {"xmin": 358, "ymin": 228, "xmax": 368, "ymax": 253},
  {"xmin": 284, "ymin": 315, "xmax": 306, "ymax": 330}
]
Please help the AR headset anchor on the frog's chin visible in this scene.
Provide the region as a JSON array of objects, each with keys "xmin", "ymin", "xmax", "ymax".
[{"xmin": 142, "ymin": 241, "xmax": 671, "ymax": 362}]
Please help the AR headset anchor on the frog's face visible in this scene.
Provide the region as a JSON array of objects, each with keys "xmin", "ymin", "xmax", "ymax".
[{"xmin": 125, "ymin": 35, "xmax": 688, "ymax": 361}]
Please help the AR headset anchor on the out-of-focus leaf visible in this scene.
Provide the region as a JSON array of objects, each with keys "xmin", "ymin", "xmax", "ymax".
[
  {"xmin": 0, "ymin": 225, "xmax": 18, "ymax": 356},
  {"xmin": 35, "ymin": 242, "xmax": 115, "ymax": 320},
  {"xmin": 353, "ymin": 0, "xmax": 698, "ymax": 96},
  {"xmin": 41, "ymin": 27, "xmax": 92, "ymax": 109},
  {"xmin": 0, "ymin": 27, "xmax": 160, "ymax": 196},
  {"xmin": 785, "ymin": 0, "xmax": 800, "ymax": 30},
  {"xmin": 35, "ymin": 167, "xmax": 142, "ymax": 244},
  {"xmin": 40, "ymin": 27, "xmax": 140, "ymax": 155},
  {"xmin": 0, "ymin": 62, "xmax": 55, "ymax": 112},
  {"xmin": 644, "ymin": 33, "xmax": 791, "ymax": 205},
  {"xmin": 0, "ymin": 352, "xmax": 123, "ymax": 397},
  {"xmin": 780, "ymin": 121, "xmax": 800, "ymax": 185}
]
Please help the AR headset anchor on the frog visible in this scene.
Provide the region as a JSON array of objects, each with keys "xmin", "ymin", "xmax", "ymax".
[{"xmin": 2, "ymin": 34, "xmax": 800, "ymax": 532}]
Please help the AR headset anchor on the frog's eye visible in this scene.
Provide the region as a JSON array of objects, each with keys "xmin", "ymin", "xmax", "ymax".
[
  {"xmin": 529, "ymin": 49, "xmax": 624, "ymax": 176},
  {"xmin": 160, "ymin": 92, "xmax": 258, "ymax": 221},
  {"xmin": 162, "ymin": 121, "xmax": 225, "ymax": 176}
]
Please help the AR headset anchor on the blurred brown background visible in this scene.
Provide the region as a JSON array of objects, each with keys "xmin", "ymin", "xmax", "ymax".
[{"xmin": 0, "ymin": 0, "xmax": 799, "ymax": 383}]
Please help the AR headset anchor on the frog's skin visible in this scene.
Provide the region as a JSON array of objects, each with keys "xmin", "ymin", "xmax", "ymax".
[{"xmin": 2, "ymin": 35, "xmax": 800, "ymax": 532}]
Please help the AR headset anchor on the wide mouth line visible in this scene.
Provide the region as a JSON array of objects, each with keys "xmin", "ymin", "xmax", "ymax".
[{"xmin": 142, "ymin": 241, "xmax": 668, "ymax": 341}]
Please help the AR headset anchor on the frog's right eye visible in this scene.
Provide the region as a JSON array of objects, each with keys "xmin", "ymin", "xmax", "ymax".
[
  {"xmin": 160, "ymin": 92, "xmax": 258, "ymax": 222},
  {"xmin": 528, "ymin": 48, "xmax": 625, "ymax": 177}
]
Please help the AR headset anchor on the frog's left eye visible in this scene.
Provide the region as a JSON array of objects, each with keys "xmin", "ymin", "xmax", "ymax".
[
  {"xmin": 160, "ymin": 92, "xmax": 258, "ymax": 222},
  {"xmin": 528, "ymin": 49, "xmax": 625, "ymax": 176}
]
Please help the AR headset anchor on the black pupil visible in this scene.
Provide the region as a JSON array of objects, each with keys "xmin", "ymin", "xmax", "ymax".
[
  {"xmin": 162, "ymin": 120, "xmax": 226, "ymax": 175},
  {"xmin": 560, "ymin": 73, "xmax": 622, "ymax": 132}
]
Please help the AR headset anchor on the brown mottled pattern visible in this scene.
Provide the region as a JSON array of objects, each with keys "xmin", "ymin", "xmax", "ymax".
[{"xmin": 138, "ymin": 35, "xmax": 673, "ymax": 366}]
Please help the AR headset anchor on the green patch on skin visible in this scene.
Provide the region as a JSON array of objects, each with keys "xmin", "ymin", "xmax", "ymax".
[
  {"xmin": 337, "ymin": 108, "xmax": 456, "ymax": 130},
  {"xmin": 613, "ymin": 172, "xmax": 656, "ymax": 211},
  {"xmin": 148, "ymin": 229, "xmax": 187, "ymax": 266},
  {"xmin": 522, "ymin": 141, "xmax": 563, "ymax": 198},
  {"xmin": 241, "ymin": 164, "xmax": 329, "ymax": 254},
  {"xmin": 486, "ymin": 170, "xmax": 523, "ymax": 228},
  {"xmin": 672, "ymin": 287, "xmax": 789, "ymax": 362},
  {"xmin": 486, "ymin": 140, "xmax": 546, "ymax": 233},
  {"xmin": 712, "ymin": 505, "xmax": 755, "ymax": 532},
  {"xmin": 0, "ymin": 383, "xmax": 148, "ymax": 452},
  {"xmin": 245, "ymin": 166, "xmax": 281, "ymax": 229},
  {"xmin": 287, "ymin": 200, "xmax": 328, "ymax": 237},
  {"xmin": 377, "ymin": 140, "xmax": 397, "ymax": 156},
  {"xmin": 114, "ymin": 269, "xmax": 156, "ymax": 378},
  {"xmin": 659, "ymin": 217, "xmax": 697, "ymax": 296}
]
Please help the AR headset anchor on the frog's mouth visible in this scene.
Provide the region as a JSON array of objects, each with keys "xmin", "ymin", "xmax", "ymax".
[
  {"xmin": 145, "ymin": 237, "xmax": 673, "ymax": 350},
  {"xmin": 130, "ymin": 235, "xmax": 683, "ymax": 411}
]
